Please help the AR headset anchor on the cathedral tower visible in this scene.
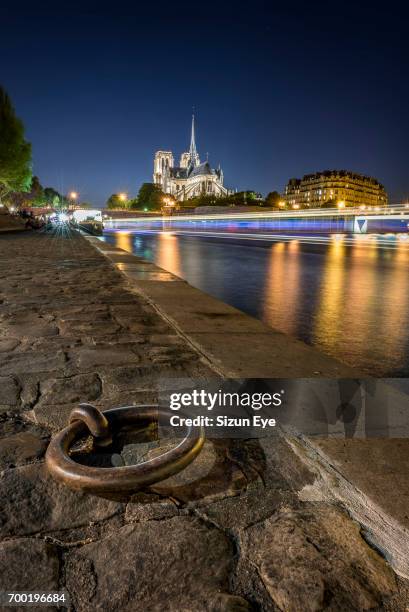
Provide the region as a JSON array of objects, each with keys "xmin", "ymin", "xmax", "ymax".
[{"xmin": 153, "ymin": 151, "xmax": 174, "ymax": 190}]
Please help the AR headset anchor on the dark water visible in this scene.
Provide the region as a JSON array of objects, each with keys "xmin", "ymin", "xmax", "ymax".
[{"xmin": 103, "ymin": 227, "xmax": 409, "ymax": 376}]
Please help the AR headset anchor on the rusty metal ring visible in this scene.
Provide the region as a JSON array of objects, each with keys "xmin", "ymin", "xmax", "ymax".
[
  {"xmin": 45, "ymin": 404, "xmax": 205, "ymax": 497},
  {"xmin": 69, "ymin": 403, "xmax": 113, "ymax": 447}
]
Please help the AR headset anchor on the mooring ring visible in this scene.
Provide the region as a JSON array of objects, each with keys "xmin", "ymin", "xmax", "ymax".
[{"xmin": 45, "ymin": 404, "xmax": 205, "ymax": 496}]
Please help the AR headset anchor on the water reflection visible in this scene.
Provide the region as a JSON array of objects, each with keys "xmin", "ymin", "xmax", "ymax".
[
  {"xmin": 116, "ymin": 231, "xmax": 134, "ymax": 253},
  {"xmin": 156, "ymin": 233, "xmax": 182, "ymax": 277},
  {"xmin": 103, "ymin": 230, "xmax": 409, "ymax": 375},
  {"xmin": 313, "ymin": 236, "xmax": 348, "ymax": 353},
  {"xmin": 263, "ymin": 241, "xmax": 301, "ymax": 337},
  {"xmin": 379, "ymin": 242, "xmax": 409, "ymax": 370}
]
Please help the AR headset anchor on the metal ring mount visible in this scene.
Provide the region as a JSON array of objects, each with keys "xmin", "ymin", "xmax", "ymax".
[
  {"xmin": 45, "ymin": 404, "xmax": 205, "ymax": 497},
  {"xmin": 69, "ymin": 403, "xmax": 112, "ymax": 447}
]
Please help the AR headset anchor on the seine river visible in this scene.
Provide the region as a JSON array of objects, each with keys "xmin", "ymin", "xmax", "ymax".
[{"xmin": 103, "ymin": 226, "xmax": 409, "ymax": 376}]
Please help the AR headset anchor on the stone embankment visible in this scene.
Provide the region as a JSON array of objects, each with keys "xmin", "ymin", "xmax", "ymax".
[{"xmin": 0, "ymin": 229, "xmax": 408, "ymax": 611}]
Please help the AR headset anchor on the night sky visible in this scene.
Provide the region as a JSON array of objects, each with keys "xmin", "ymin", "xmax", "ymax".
[{"xmin": 1, "ymin": 1, "xmax": 408, "ymax": 206}]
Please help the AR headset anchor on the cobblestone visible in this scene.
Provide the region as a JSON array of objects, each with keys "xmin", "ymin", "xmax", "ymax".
[{"xmin": 0, "ymin": 230, "xmax": 407, "ymax": 610}]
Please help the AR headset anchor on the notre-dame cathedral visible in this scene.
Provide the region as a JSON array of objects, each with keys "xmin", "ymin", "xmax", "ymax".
[{"xmin": 153, "ymin": 116, "xmax": 231, "ymax": 201}]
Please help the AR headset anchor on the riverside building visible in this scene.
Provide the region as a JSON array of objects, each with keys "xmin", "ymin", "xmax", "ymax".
[
  {"xmin": 153, "ymin": 115, "xmax": 231, "ymax": 201},
  {"xmin": 283, "ymin": 170, "xmax": 388, "ymax": 209}
]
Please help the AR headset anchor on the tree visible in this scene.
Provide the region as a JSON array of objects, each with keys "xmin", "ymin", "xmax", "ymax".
[
  {"xmin": 6, "ymin": 177, "xmax": 67, "ymax": 209},
  {"xmin": 30, "ymin": 176, "xmax": 45, "ymax": 205},
  {"xmin": 136, "ymin": 183, "xmax": 165, "ymax": 210},
  {"xmin": 0, "ymin": 86, "xmax": 32, "ymax": 202},
  {"xmin": 264, "ymin": 191, "xmax": 282, "ymax": 208},
  {"xmin": 43, "ymin": 187, "xmax": 61, "ymax": 202},
  {"xmin": 106, "ymin": 194, "xmax": 122, "ymax": 209},
  {"xmin": 184, "ymin": 194, "xmax": 219, "ymax": 208},
  {"xmin": 128, "ymin": 198, "xmax": 139, "ymax": 209},
  {"xmin": 224, "ymin": 190, "xmax": 262, "ymax": 206},
  {"xmin": 43, "ymin": 190, "xmax": 65, "ymax": 209},
  {"xmin": 106, "ymin": 193, "xmax": 134, "ymax": 209}
]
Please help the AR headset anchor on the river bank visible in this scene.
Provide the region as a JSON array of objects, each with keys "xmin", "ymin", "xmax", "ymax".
[
  {"xmin": 0, "ymin": 229, "xmax": 408, "ymax": 610},
  {"xmin": 103, "ymin": 227, "xmax": 409, "ymax": 376}
]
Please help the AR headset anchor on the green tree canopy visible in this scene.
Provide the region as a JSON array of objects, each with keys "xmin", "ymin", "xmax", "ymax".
[
  {"xmin": 127, "ymin": 198, "xmax": 139, "ymax": 209},
  {"xmin": 227, "ymin": 190, "xmax": 261, "ymax": 205},
  {"xmin": 136, "ymin": 183, "xmax": 165, "ymax": 210},
  {"xmin": 0, "ymin": 86, "xmax": 32, "ymax": 201},
  {"xmin": 30, "ymin": 176, "xmax": 44, "ymax": 205},
  {"xmin": 264, "ymin": 191, "xmax": 283, "ymax": 208},
  {"xmin": 6, "ymin": 177, "xmax": 67, "ymax": 209},
  {"xmin": 106, "ymin": 193, "xmax": 124, "ymax": 208},
  {"xmin": 43, "ymin": 187, "xmax": 60, "ymax": 202}
]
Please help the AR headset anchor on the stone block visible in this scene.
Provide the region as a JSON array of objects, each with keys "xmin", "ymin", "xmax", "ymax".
[
  {"xmin": 0, "ymin": 376, "xmax": 20, "ymax": 405},
  {"xmin": 0, "ymin": 351, "xmax": 67, "ymax": 375},
  {"xmin": 0, "ymin": 539, "xmax": 59, "ymax": 593},
  {"xmin": 39, "ymin": 372, "xmax": 102, "ymax": 405},
  {"xmin": 65, "ymin": 517, "xmax": 233, "ymax": 611},
  {"xmin": 0, "ymin": 432, "xmax": 48, "ymax": 469},
  {"xmin": 0, "ymin": 463, "xmax": 123, "ymax": 537},
  {"xmin": 239, "ymin": 505, "xmax": 397, "ymax": 611}
]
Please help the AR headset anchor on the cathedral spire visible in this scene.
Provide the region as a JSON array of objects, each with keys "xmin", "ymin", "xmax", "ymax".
[{"xmin": 189, "ymin": 114, "xmax": 199, "ymax": 167}]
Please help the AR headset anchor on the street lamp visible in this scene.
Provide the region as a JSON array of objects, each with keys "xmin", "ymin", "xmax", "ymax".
[
  {"xmin": 68, "ymin": 192, "xmax": 79, "ymax": 210},
  {"xmin": 162, "ymin": 196, "xmax": 176, "ymax": 214},
  {"xmin": 118, "ymin": 193, "xmax": 127, "ymax": 202},
  {"xmin": 337, "ymin": 201, "xmax": 345, "ymax": 209}
]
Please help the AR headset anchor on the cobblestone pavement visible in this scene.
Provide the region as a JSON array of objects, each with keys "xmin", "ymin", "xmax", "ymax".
[{"xmin": 0, "ymin": 230, "xmax": 408, "ymax": 611}]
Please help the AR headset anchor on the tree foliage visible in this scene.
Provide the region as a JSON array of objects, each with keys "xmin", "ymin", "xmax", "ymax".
[
  {"xmin": 0, "ymin": 86, "xmax": 32, "ymax": 200},
  {"xmin": 182, "ymin": 190, "xmax": 264, "ymax": 209},
  {"xmin": 136, "ymin": 183, "xmax": 165, "ymax": 210},
  {"xmin": 6, "ymin": 177, "xmax": 67, "ymax": 208},
  {"xmin": 264, "ymin": 191, "xmax": 282, "ymax": 208},
  {"xmin": 106, "ymin": 193, "xmax": 131, "ymax": 209}
]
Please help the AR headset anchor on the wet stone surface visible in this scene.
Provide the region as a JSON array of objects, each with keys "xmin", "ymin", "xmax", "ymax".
[{"xmin": 0, "ymin": 231, "xmax": 407, "ymax": 610}]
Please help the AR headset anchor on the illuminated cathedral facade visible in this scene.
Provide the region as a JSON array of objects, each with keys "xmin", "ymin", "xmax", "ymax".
[{"xmin": 153, "ymin": 116, "xmax": 231, "ymax": 201}]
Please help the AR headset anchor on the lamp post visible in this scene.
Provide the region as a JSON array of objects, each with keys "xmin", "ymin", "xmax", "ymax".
[
  {"xmin": 118, "ymin": 193, "xmax": 128, "ymax": 207},
  {"xmin": 69, "ymin": 191, "xmax": 78, "ymax": 211},
  {"xmin": 162, "ymin": 196, "xmax": 176, "ymax": 215}
]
